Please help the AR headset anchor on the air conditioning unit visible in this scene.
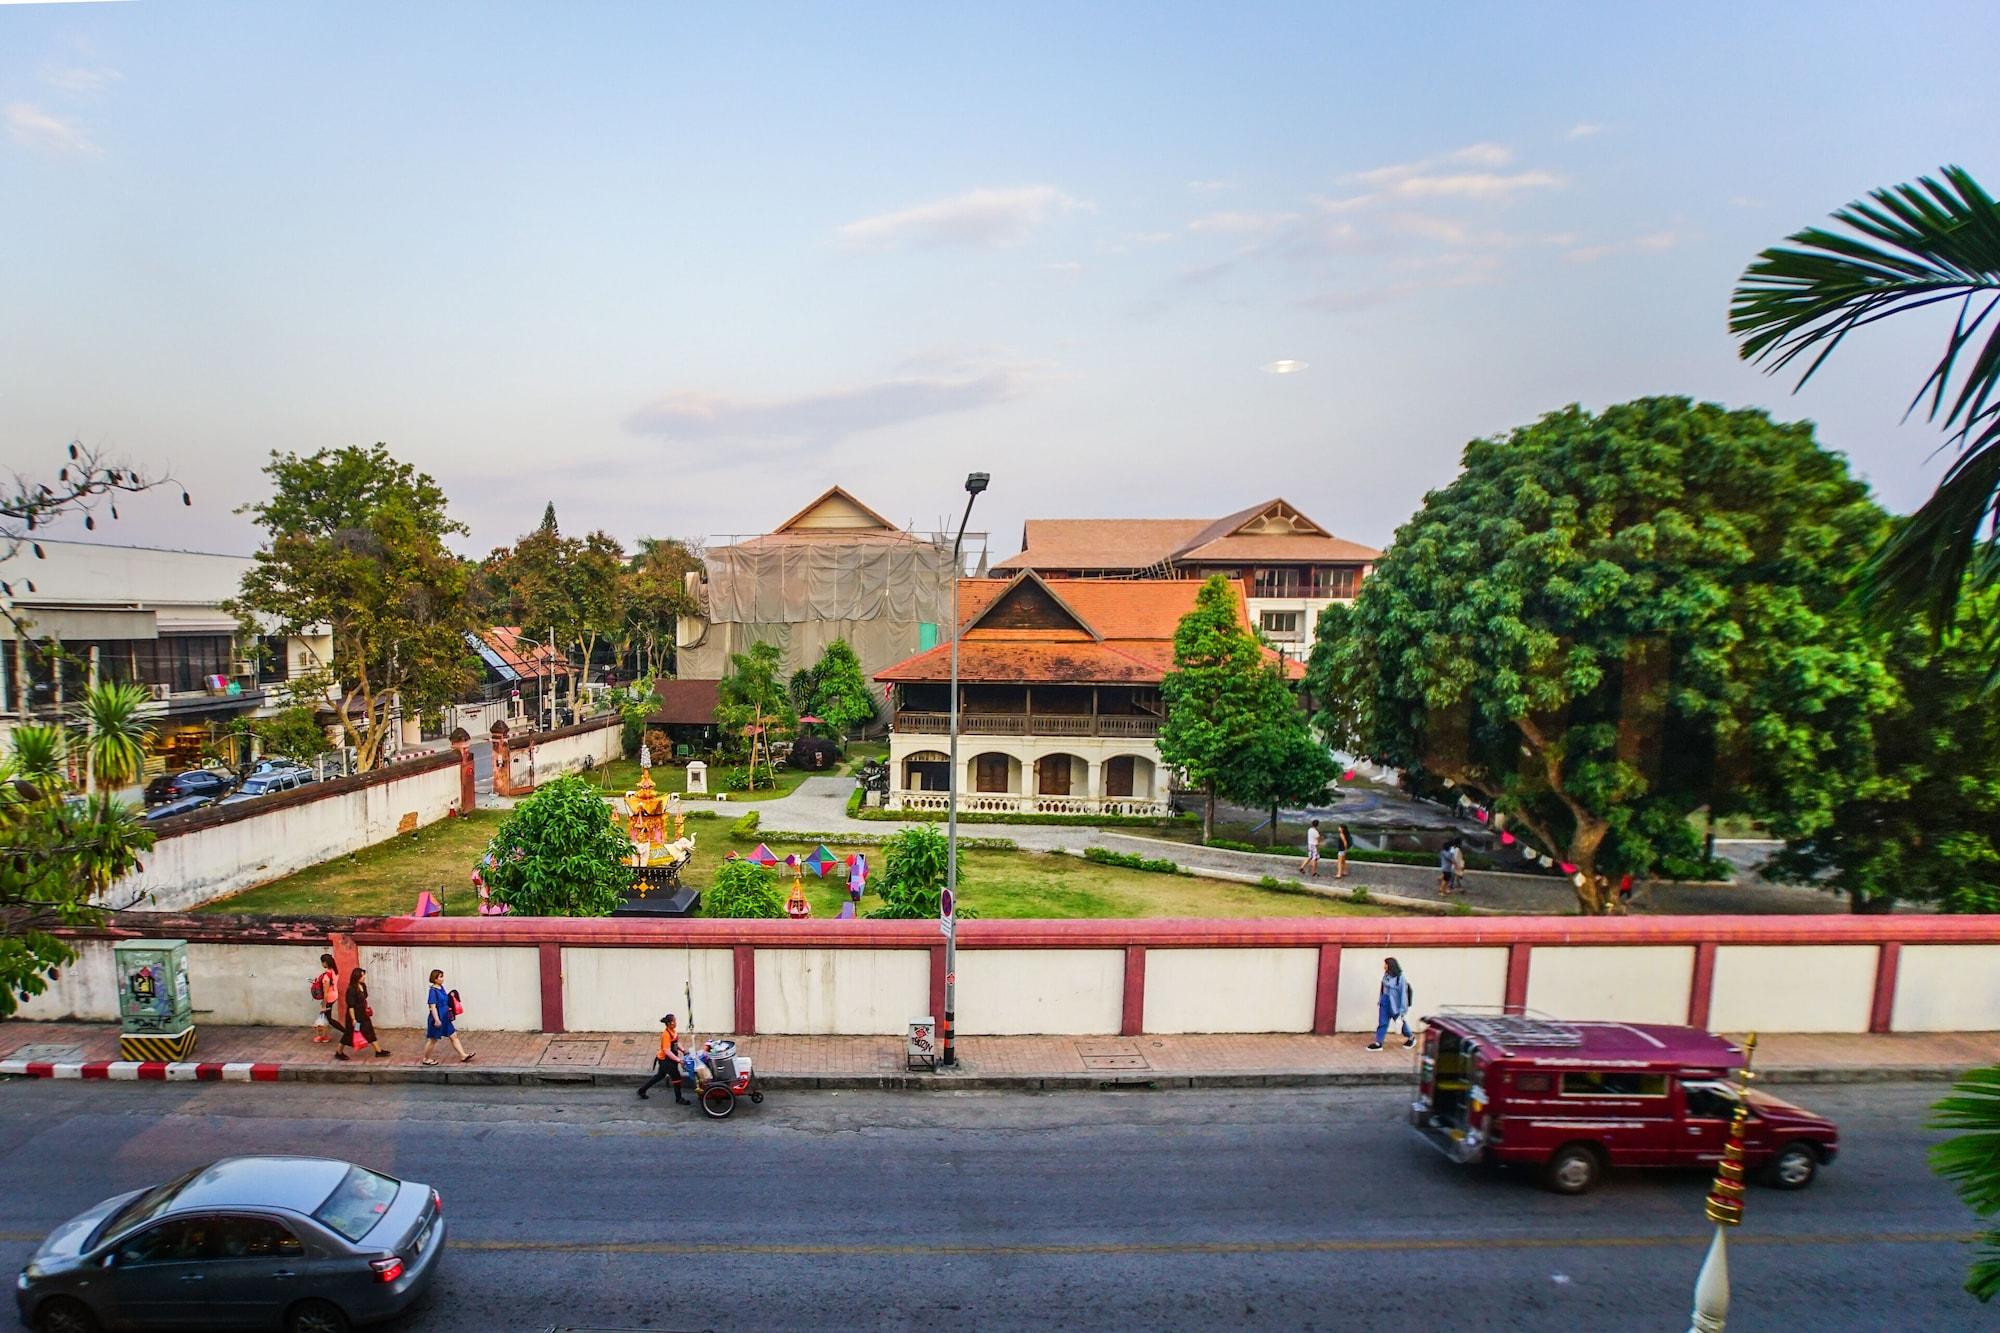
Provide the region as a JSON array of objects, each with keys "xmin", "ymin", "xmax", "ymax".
[
  {"xmin": 147, "ymin": 683, "xmax": 173, "ymax": 702},
  {"xmin": 231, "ymin": 660, "xmax": 255, "ymax": 677}
]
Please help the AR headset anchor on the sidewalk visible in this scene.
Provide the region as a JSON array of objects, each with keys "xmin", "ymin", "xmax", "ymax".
[{"xmin": 4, "ymin": 1022, "xmax": 1992, "ymax": 1091}]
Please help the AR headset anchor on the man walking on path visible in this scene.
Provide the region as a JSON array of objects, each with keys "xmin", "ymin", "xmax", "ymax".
[
  {"xmin": 1300, "ymin": 820, "xmax": 1322, "ymax": 878},
  {"xmin": 1368, "ymin": 957, "xmax": 1414, "ymax": 1051},
  {"xmin": 1437, "ymin": 843, "xmax": 1455, "ymax": 896}
]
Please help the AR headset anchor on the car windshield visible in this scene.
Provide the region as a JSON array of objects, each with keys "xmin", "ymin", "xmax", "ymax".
[
  {"xmin": 312, "ymin": 1165, "xmax": 401, "ymax": 1241},
  {"xmin": 94, "ymin": 1166, "xmax": 201, "ymax": 1245},
  {"xmin": 240, "ymin": 778, "xmax": 273, "ymax": 793}
]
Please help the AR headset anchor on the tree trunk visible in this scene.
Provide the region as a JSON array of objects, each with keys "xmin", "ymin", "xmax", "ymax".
[
  {"xmin": 1203, "ymin": 782, "xmax": 1216, "ymax": 845},
  {"xmin": 1568, "ymin": 820, "xmax": 1614, "ymax": 914},
  {"xmin": 1268, "ymin": 801, "xmax": 1279, "ymax": 848}
]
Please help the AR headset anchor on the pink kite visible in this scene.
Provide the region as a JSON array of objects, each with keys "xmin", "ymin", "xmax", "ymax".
[{"xmin": 747, "ymin": 843, "xmax": 779, "ymax": 867}]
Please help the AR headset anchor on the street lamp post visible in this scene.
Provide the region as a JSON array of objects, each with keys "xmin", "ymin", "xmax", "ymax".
[{"xmin": 941, "ymin": 470, "xmax": 988, "ymax": 1070}]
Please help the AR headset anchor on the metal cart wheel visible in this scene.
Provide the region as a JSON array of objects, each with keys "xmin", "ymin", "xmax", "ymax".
[
  {"xmin": 700, "ymin": 1083, "xmax": 736, "ymax": 1118},
  {"xmin": 749, "ymin": 1090, "xmax": 764, "ymax": 1104}
]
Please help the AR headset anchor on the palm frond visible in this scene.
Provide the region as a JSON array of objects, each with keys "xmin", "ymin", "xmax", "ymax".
[
  {"xmin": 1733, "ymin": 166, "xmax": 2000, "ymax": 634},
  {"xmin": 1930, "ymin": 1065, "xmax": 2000, "ymax": 1301}
]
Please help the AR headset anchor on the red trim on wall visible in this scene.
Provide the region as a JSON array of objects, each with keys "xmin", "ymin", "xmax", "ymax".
[
  {"xmin": 1121, "ymin": 946, "xmax": 1147, "ymax": 1037},
  {"xmin": 1687, "ymin": 941, "xmax": 1718, "ymax": 1030},
  {"xmin": 537, "ymin": 942, "xmax": 564, "ymax": 1034},
  {"xmin": 929, "ymin": 946, "xmax": 947, "ymax": 1027},
  {"xmin": 733, "ymin": 945, "xmax": 756, "ymax": 1035},
  {"xmin": 1869, "ymin": 941, "xmax": 1902, "ymax": 1034},
  {"xmin": 329, "ymin": 931, "xmax": 358, "ymax": 1026},
  {"xmin": 455, "ymin": 742, "xmax": 477, "ymax": 813},
  {"xmin": 1504, "ymin": 944, "xmax": 1531, "ymax": 1013},
  {"xmin": 1313, "ymin": 945, "xmax": 1341, "ymax": 1035}
]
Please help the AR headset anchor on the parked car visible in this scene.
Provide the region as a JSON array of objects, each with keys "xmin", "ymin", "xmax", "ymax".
[
  {"xmin": 142, "ymin": 769, "xmax": 236, "ymax": 808},
  {"xmin": 141, "ymin": 794, "xmax": 216, "ymax": 822},
  {"xmin": 220, "ymin": 767, "xmax": 314, "ymax": 805},
  {"xmin": 1409, "ymin": 1012, "xmax": 1838, "ymax": 1195},
  {"xmin": 14, "ymin": 1155, "xmax": 444, "ymax": 1333}
]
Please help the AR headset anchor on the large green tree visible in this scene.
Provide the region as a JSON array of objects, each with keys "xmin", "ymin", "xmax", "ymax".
[
  {"xmin": 483, "ymin": 525, "xmax": 628, "ymax": 690},
  {"xmin": 1732, "ymin": 166, "xmax": 2000, "ymax": 654},
  {"xmin": 714, "ymin": 641, "xmax": 793, "ymax": 788},
  {"xmin": 620, "ymin": 537, "xmax": 702, "ymax": 678},
  {"xmin": 1234, "ymin": 663, "xmax": 1338, "ymax": 847},
  {"xmin": 1330, "ymin": 397, "xmax": 1891, "ymax": 913},
  {"xmin": 478, "ymin": 774, "xmax": 631, "ymax": 917},
  {"xmin": 235, "ymin": 444, "xmax": 478, "ymax": 771},
  {"xmin": 799, "ymin": 639, "xmax": 875, "ymax": 741},
  {"xmin": 1159, "ymin": 575, "xmax": 1273, "ymax": 843},
  {"xmin": 1766, "ymin": 579, "xmax": 2000, "ymax": 912}
]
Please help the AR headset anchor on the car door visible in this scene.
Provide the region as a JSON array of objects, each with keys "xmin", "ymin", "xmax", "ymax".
[
  {"xmin": 1678, "ymin": 1081, "xmax": 1738, "ymax": 1165},
  {"xmin": 106, "ymin": 1216, "xmax": 229, "ymax": 1327},
  {"xmin": 205, "ymin": 1213, "xmax": 308, "ymax": 1325}
]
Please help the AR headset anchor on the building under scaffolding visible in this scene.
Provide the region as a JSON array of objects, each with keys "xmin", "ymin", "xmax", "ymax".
[{"xmin": 675, "ymin": 486, "xmax": 989, "ymax": 689}]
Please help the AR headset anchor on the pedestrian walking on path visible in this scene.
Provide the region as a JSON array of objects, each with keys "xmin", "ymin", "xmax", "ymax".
[
  {"xmin": 1333, "ymin": 824, "xmax": 1352, "ymax": 880},
  {"xmin": 636, "ymin": 1013, "xmax": 688, "ymax": 1103},
  {"xmin": 335, "ymin": 967, "xmax": 390, "ymax": 1060},
  {"xmin": 311, "ymin": 953, "xmax": 337, "ymax": 1044},
  {"xmin": 1451, "ymin": 842, "xmax": 1467, "ymax": 895},
  {"xmin": 1300, "ymin": 820, "xmax": 1322, "ymax": 878},
  {"xmin": 420, "ymin": 969, "xmax": 474, "ymax": 1065},
  {"xmin": 1368, "ymin": 957, "xmax": 1414, "ymax": 1051}
]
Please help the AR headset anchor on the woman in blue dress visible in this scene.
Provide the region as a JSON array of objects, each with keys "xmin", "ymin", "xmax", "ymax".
[{"xmin": 421, "ymin": 968, "xmax": 475, "ymax": 1065}]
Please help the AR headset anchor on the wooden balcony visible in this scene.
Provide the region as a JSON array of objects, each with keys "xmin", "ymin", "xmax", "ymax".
[
  {"xmin": 893, "ymin": 710, "xmax": 1160, "ymax": 739},
  {"xmin": 892, "ymin": 789, "xmax": 1172, "ymax": 818}
]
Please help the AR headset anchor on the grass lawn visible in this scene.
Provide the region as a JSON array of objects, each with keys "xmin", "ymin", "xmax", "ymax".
[
  {"xmin": 200, "ymin": 810, "xmax": 1403, "ymax": 919},
  {"xmin": 576, "ymin": 758, "xmax": 815, "ymax": 803}
]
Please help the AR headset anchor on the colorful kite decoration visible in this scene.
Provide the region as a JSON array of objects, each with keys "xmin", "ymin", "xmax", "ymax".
[
  {"xmin": 804, "ymin": 845, "xmax": 840, "ymax": 877},
  {"xmin": 847, "ymin": 852, "xmax": 868, "ymax": 901},
  {"xmin": 747, "ymin": 843, "xmax": 779, "ymax": 867}
]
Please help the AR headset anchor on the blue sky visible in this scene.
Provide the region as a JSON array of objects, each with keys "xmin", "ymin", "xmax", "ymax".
[{"xmin": 3, "ymin": 2, "xmax": 1996, "ymax": 559}]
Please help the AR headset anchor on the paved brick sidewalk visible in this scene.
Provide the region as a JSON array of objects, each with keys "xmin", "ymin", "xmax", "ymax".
[{"xmin": 3, "ymin": 1022, "xmax": 1992, "ymax": 1091}]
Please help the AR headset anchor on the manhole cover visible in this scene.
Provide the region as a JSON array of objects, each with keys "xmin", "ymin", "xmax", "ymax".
[
  {"xmin": 1082, "ymin": 1055, "xmax": 1151, "ymax": 1071},
  {"xmin": 8, "ymin": 1045, "xmax": 86, "ymax": 1063},
  {"xmin": 540, "ymin": 1041, "xmax": 607, "ymax": 1067}
]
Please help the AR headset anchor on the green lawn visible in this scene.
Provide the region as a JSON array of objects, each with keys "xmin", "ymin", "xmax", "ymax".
[
  {"xmin": 200, "ymin": 809, "xmax": 1402, "ymax": 919},
  {"xmin": 577, "ymin": 758, "xmax": 817, "ymax": 803}
]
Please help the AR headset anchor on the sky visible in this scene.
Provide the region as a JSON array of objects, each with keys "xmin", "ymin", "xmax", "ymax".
[{"xmin": 3, "ymin": 2, "xmax": 1997, "ymax": 563}]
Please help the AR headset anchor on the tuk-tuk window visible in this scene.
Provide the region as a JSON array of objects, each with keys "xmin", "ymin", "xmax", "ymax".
[
  {"xmin": 1683, "ymin": 1084, "xmax": 1743, "ymax": 1120},
  {"xmin": 1515, "ymin": 1072, "xmax": 1554, "ymax": 1094},
  {"xmin": 1561, "ymin": 1071, "xmax": 1667, "ymax": 1097}
]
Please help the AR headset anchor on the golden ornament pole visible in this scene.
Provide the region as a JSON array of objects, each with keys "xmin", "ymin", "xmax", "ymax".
[{"xmin": 1689, "ymin": 1032, "xmax": 1757, "ymax": 1333}]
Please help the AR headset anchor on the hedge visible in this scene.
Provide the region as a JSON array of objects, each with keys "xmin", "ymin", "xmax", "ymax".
[{"xmin": 1082, "ymin": 847, "xmax": 1187, "ymax": 876}]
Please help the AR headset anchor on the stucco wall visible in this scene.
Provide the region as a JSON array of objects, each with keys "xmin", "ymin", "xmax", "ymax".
[
  {"xmin": 504, "ymin": 718, "xmax": 623, "ymax": 790},
  {"xmin": 1893, "ymin": 944, "xmax": 2000, "ymax": 1032},
  {"xmin": 116, "ymin": 760, "xmax": 464, "ymax": 913},
  {"xmin": 1336, "ymin": 946, "xmax": 1509, "ymax": 1033},
  {"xmin": 754, "ymin": 947, "xmax": 928, "ymax": 1035},
  {"xmin": 187, "ymin": 943, "xmax": 330, "ymax": 1027},
  {"xmin": 1709, "ymin": 945, "xmax": 1877, "ymax": 1034},
  {"xmin": 1146, "ymin": 947, "xmax": 1318, "ymax": 1033},
  {"xmin": 357, "ymin": 944, "xmax": 543, "ymax": 1031},
  {"xmin": 15, "ymin": 939, "xmax": 122, "ymax": 1022},
  {"xmin": 956, "ymin": 949, "xmax": 1124, "ymax": 1035},
  {"xmin": 561, "ymin": 947, "xmax": 736, "ymax": 1034},
  {"xmin": 1526, "ymin": 945, "xmax": 1695, "ymax": 1025}
]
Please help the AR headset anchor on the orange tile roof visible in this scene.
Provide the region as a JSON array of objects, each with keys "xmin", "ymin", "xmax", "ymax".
[
  {"xmin": 482, "ymin": 627, "xmax": 574, "ymax": 677},
  {"xmin": 1180, "ymin": 533, "xmax": 1382, "ymax": 562},
  {"xmin": 992, "ymin": 500, "xmax": 1378, "ymax": 571}
]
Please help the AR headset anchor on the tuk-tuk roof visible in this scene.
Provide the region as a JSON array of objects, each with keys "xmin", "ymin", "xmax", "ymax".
[{"xmin": 1431, "ymin": 1014, "xmax": 1744, "ymax": 1067}]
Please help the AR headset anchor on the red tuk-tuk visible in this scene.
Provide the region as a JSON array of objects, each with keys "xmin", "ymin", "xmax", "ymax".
[{"xmin": 1410, "ymin": 1012, "xmax": 1839, "ymax": 1194}]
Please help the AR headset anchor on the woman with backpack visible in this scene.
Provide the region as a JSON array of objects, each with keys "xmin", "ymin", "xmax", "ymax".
[
  {"xmin": 421, "ymin": 968, "xmax": 475, "ymax": 1065},
  {"xmin": 1367, "ymin": 957, "xmax": 1415, "ymax": 1051},
  {"xmin": 334, "ymin": 967, "xmax": 391, "ymax": 1061},
  {"xmin": 310, "ymin": 953, "xmax": 338, "ymax": 1044}
]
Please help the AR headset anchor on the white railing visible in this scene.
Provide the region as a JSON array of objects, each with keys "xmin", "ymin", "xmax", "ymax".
[{"xmin": 892, "ymin": 789, "xmax": 1171, "ymax": 818}]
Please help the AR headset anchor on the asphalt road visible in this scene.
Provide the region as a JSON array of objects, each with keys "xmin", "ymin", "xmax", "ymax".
[{"xmin": 0, "ymin": 1080, "xmax": 1978, "ymax": 1331}]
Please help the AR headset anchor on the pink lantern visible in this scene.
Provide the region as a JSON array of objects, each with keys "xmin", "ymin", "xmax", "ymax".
[
  {"xmin": 1474, "ymin": 809, "xmax": 1489, "ymax": 823},
  {"xmin": 1500, "ymin": 832, "xmax": 1515, "ymax": 845},
  {"xmin": 1560, "ymin": 861, "xmax": 1577, "ymax": 875},
  {"xmin": 1343, "ymin": 769, "xmax": 1357, "ymax": 782}
]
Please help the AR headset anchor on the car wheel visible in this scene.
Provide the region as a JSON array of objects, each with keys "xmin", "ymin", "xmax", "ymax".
[
  {"xmin": 286, "ymin": 1298, "xmax": 352, "ymax": 1333},
  {"xmin": 1762, "ymin": 1142, "xmax": 1819, "ymax": 1190},
  {"xmin": 1543, "ymin": 1143, "xmax": 1604, "ymax": 1195},
  {"xmin": 35, "ymin": 1296, "xmax": 99, "ymax": 1333}
]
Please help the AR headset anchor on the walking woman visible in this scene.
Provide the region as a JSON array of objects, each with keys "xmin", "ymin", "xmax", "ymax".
[
  {"xmin": 311, "ymin": 952, "xmax": 338, "ymax": 1043},
  {"xmin": 636, "ymin": 1013, "xmax": 688, "ymax": 1103},
  {"xmin": 335, "ymin": 966, "xmax": 391, "ymax": 1060},
  {"xmin": 1333, "ymin": 824, "xmax": 1352, "ymax": 880},
  {"xmin": 1367, "ymin": 957, "xmax": 1414, "ymax": 1051},
  {"xmin": 421, "ymin": 968, "xmax": 475, "ymax": 1066}
]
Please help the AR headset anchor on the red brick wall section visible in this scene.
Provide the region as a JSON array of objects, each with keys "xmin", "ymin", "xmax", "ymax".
[
  {"xmin": 1504, "ymin": 943, "xmax": 1531, "ymax": 1013},
  {"xmin": 1312, "ymin": 944, "xmax": 1341, "ymax": 1035},
  {"xmin": 1869, "ymin": 941, "xmax": 1902, "ymax": 1034},
  {"xmin": 733, "ymin": 945, "xmax": 756, "ymax": 1035},
  {"xmin": 1687, "ymin": 941, "xmax": 1718, "ymax": 1029},
  {"xmin": 329, "ymin": 931, "xmax": 359, "ymax": 1026},
  {"xmin": 537, "ymin": 942, "xmax": 564, "ymax": 1034},
  {"xmin": 929, "ymin": 946, "xmax": 947, "ymax": 1030},
  {"xmin": 1120, "ymin": 946, "xmax": 1147, "ymax": 1037},
  {"xmin": 454, "ymin": 740, "xmax": 476, "ymax": 812}
]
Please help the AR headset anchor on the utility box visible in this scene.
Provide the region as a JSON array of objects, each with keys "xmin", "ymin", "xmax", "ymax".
[
  {"xmin": 906, "ymin": 1016, "xmax": 937, "ymax": 1073},
  {"xmin": 686, "ymin": 761, "xmax": 708, "ymax": 795},
  {"xmin": 113, "ymin": 939, "xmax": 196, "ymax": 1062}
]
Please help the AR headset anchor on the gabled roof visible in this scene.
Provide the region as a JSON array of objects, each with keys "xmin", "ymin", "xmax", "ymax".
[
  {"xmin": 649, "ymin": 677, "xmax": 721, "ymax": 726},
  {"xmin": 772, "ymin": 485, "xmax": 898, "ymax": 535},
  {"xmin": 474, "ymin": 627, "xmax": 573, "ymax": 680},
  {"xmin": 959, "ymin": 570, "xmax": 1102, "ymax": 642},
  {"xmin": 992, "ymin": 498, "xmax": 1378, "ymax": 572}
]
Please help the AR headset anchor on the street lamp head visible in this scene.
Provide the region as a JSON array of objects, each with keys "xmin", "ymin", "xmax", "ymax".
[{"xmin": 964, "ymin": 472, "xmax": 989, "ymax": 496}]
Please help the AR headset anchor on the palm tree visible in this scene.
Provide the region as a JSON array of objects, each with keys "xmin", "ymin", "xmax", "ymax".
[
  {"xmin": 5, "ymin": 724, "xmax": 67, "ymax": 793},
  {"xmin": 1730, "ymin": 165, "xmax": 2000, "ymax": 643},
  {"xmin": 69, "ymin": 681, "xmax": 161, "ymax": 796},
  {"xmin": 1930, "ymin": 1066, "xmax": 2000, "ymax": 1301}
]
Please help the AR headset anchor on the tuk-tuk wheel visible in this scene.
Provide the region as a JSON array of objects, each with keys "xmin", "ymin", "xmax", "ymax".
[
  {"xmin": 1762, "ymin": 1143, "xmax": 1818, "ymax": 1189},
  {"xmin": 1543, "ymin": 1143, "xmax": 1603, "ymax": 1195},
  {"xmin": 700, "ymin": 1085, "xmax": 735, "ymax": 1118},
  {"xmin": 749, "ymin": 1090, "xmax": 764, "ymax": 1104}
]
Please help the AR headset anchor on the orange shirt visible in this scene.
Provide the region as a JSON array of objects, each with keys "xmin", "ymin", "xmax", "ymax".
[{"xmin": 656, "ymin": 1025, "xmax": 679, "ymax": 1059}]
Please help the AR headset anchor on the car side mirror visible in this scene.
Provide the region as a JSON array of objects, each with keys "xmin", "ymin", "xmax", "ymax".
[{"xmin": 101, "ymin": 1253, "xmax": 118, "ymax": 1270}]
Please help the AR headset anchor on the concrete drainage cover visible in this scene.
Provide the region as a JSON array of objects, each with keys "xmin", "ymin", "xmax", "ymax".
[
  {"xmin": 540, "ymin": 1041, "xmax": 608, "ymax": 1067},
  {"xmin": 8, "ymin": 1045, "xmax": 87, "ymax": 1063},
  {"xmin": 1075, "ymin": 1040, "xmax": 1151, "ymax": 1072}
]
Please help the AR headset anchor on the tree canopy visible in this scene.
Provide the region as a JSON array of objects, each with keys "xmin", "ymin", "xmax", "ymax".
[
  {"xmin": 477, "ymin": 774, "xmax": 632, "ymax": 917},
  {"xmin": 1159, "ymin": 575, "xmax": 1276, "ymax": 842},
  {"xmin": 796, "ymin": 639, "xmax": 875, "ymax": 740},
  {"xmin": 234, "ymin": 444, "xmax": 478, "ymax": 770},
  {"xmin": 715, "ymin": 641, "xmax": 793, "ymax": 788},
  {"xmin": 1232, "ymin": 662, "xmax": 1338, "ymax": 845},
  {"xmin": 1328, "ymin": 397, "xmax": 1891, "ymax": 912}
]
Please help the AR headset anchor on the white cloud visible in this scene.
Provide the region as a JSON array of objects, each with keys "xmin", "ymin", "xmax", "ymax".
[
  {"xmin": 1335, "ymin": 144, "xmax": 1559, "ymax": 208},
  {"xmin": 40, "ymin": 63, "xmax": 121, "ymax": 95},
  {"xmin": 625, "ymin": 370, "xmax": 1025, "ymax": 443},
  {"xmin": 1187, "ymin": 179, "xmax": 1234, "ymax": 193},
  {"xmin": 1729, "ymin": 196, "xmax": 1765, "ymax": 209},
  {"xmin": 835, "ymin": 185, "xmax": 1083, "ymax": 252},
  {"xmin": 5, "ymin": 102, "xmax": 99, "ymax": 155},
  {"xmin": 1389, "ymin": 170, "xmax": 1562, "ymax": 199},
  {"xmin": 1187, "ymin": 210, "xmax": 1301, "ymax": 235},
  {"xmin": 1566, "ymin": 122, "xmax": 1605, "ymax": 140},
  {"xmin": 1564, "ymin": 230, "xmax": 1683, "ymax": 264},
  {"xmin": 1045, "ymin": 260, "xmax": 1084, "ymax": 273},
  {"xmin": 1260, "ymin": 359, "xmax": 1308, "ymax": 375}
]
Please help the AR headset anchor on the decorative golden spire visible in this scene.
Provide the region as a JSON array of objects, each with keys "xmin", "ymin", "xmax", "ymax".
[{"xmin": 1704, "ymin": 1032, "xmax": 1758, "ymax": 1227}]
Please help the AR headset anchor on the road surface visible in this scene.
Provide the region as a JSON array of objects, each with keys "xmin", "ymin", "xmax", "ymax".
[{"xmin": 0, "ymin": 1080, "xmax": 1976, "ymax": 1330}]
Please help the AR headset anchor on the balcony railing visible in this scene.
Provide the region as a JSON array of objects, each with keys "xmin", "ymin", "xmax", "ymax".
[
  {"xmin": 893, "ymin": 711, "xmax": 1160, "ymax": 738},
  {"xmin": 892, "ymin": 788, "xmax": 1172, "ymax": 818}
]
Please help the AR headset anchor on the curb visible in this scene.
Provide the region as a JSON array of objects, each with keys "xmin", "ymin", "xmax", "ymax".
[
  {"xmin": 0, "ymin": 1059, "xmax": 280, "ymax": 1083},
  {"xmin": 1061, "ymin": 843, "xmax": 1488, "ymax": 916}
]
